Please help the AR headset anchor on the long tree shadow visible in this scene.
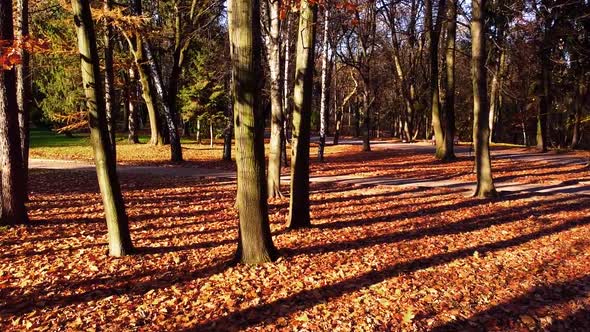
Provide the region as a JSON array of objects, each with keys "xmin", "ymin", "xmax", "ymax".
[
  {"xmin": 189, "ymin": 216, "xmax": 590, "ymax": 331},
  {"xmin": 432, "ymin": 274, "xmax": 590, "ymax": 331}
]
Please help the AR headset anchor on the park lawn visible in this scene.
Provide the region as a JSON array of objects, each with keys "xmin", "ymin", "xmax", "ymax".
[
  {"xmin": 28, "ymin": 129, "xmax": 357, "ymax": 167},
  {"xmin": 2, "ymin": 146, "xmax": 590, "ymax": 331}
]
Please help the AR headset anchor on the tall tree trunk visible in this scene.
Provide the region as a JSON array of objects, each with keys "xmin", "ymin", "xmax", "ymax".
[
  {"xmin": 127, "ymin": 0, "xmax": 161, "ymax": 146},
  {"xmin": 488, "ymin": 49, "xmax": 505, "ymax": 143},
  {"xmin": 537, "ymin": 5, "xmax": 552, "ymax": 153},
  {"xmin": 441, "ymin": 0, "xmax": 456, "ymax": 161},
  {"xmin": 15, "ymin": 0, "xmax": 30, "ymax": 199},
  {"xmin": 127, "ymin": 68, "xmax": 139, "ymax": 143},
  {"xmin": 334, "ymin": 72, "xmax": 358, "ymax": 145},
  {"xmin": 318, "ymin": 8, "xmax": 330, "ymax": 161},
  {"xmin": 264, "ymin": 0, "xmax": 284, "ymax": 198},
  {"xmin": 471, "ymin": 0, "xmax": 497, "ymax": 198},
  {"xmin": 361, "ymin": 89, "xmax": 372, "ymax": 152},
  {"xmin": 228, "ymin": 0, "xmax": 277, "ymax": 263},
  {"xmin": 570, "ymin": 71, "xmax": 585, "ymax": 149},
  {"xmin": 71, "ymin": 0, "xmax": 133, "ymax": 256},
  {"xmin": 287, "ymin": 0, "xmax": 317, "ymax": 229},
  {"xmin": 143, "ymin": 43, "xmax": 183, "ymax": 162},
  {"xmin": 282, "ymin": 15, "xmax": 291, "ymax": 166},
  {"xmin": 223, "ymin": 83, "xmax": 234, "ymax": 161},
  {"xmin": 104, "ymin": 0, "xmax": 117, "ymax": 159},
  {"xmin": 426, "ymin": 0, "xmax": 446, "ymax": 159},
  {"xmin": 0, "ymin": 0, "xmax": 27, "ymax": 225}
]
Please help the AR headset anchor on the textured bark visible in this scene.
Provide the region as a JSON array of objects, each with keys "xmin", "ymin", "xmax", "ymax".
[
  {"xmin": 263, "ymin": 0, "xmax": 284, "ymax": 198},
  {"xmin": 0, "ymin": 0, "xmax": 27, "ymax": 225},
  {"xmin": 103, "ymin": 0, "xmax": 117, "ymax": 159},
  {"xmin": 318, "ymin": 8, "xmax": 330, "ymax": 161},
  {"xmin": 71, "ymin": 0, "xmax": 133, "ymax": 256},
  {"xmin": 537, "ymin": 3, "xmax": 552, "ymax": 153},
  {"xmin": 143, "ymin": 42, "xmax": 183, "ymax": 162},
  {"xmin": 127, "ymin": 68, "xmax": 139, "ymax": 143},
  {"xmin": 228, "ymin": 0, "xmax": 277, "ymax": 263},
  {"xmin": 15, "ymin": 0, "xmax": 30, "ymax": 198},
  {"xmin": 441, "ymin": 0, "xmax": 456, "ymax": 161},
  {"xmin": 471, "ymin": 0, "xmax": 497, "ymax": 198},
  {"xmin": 334, "ymin": 72, "xmax": 358, "ymax": 145},
  {"xmin": 426, "ymin": 0, "xmax": 446, "ymax": 159},
  {"xmin": 281, "ymin": 16, "xmax": 291, "ymax": 166},
  {"xmin": 288, "ymin": 0, "xmax": 317, "ymax": 229},
  {"xmin": 128, "ymin": 0, "xmax": 161, "ymax": 146}
]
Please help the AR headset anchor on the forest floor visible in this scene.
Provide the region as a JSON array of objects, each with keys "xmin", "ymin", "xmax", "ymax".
[{"xmin": 2, "ymin": 139, "xmax": 590, "ymax": 331}]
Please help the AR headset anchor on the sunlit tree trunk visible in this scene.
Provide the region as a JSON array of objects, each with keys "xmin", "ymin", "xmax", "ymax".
[
  {"xmin": 282, "ymin": 15, "xmax": 291, "ymax": 166},
  {"xmin": 128, "ymin": 0, "xmax": 161, "ymax": 146},
  {"xmin": 334, "ymin": 72, "xmax": 358, "ymax": 145},
  {"xmin": 471, "ymin": 0, "xmax": 497, "ymax": 198},
  {"xmin": 287, "ymin": 0, "xmax": 317, "ymax": 229},
  {"xmin": 441, "ymin": 0, "xmax": 456, "ymax": 161},
  {"xmin": 15, "ymin": 0, "xmax": 30, "ymax": 198},
  {"xmin": 537, "ymin": 3, "xmax": 552, "ymax": 153},
  {"xmin": 223, "ymin": 84, "xmax": 233, "ymax": 161},
  {"xmin": 127, "ymin": 68, "xmax": 139, "ymax": 143},
  {"xmin": 0, "ymin": 0, "xmax": 27, "ymax": 225},
  {"xmin": 228, "ymin": 0, "xmax": 277, "ymax": 263},
  {"xmin": 71, "ymin": 0, "xmax": 133, "ymax": 256},
  {"xmin": 263, "ymin": 0, "xmax": 284, "ymax": 198},
  {"xmin": 103, "ymin": 0, "xmax": 117, "ymax": 159},
  {"xmin": 318, "ymin": 8, "xmax": 330, "ymax": 161},
  {"xmin": 143, "ymin": 43, "xmax": 183, "ymax": 162}
]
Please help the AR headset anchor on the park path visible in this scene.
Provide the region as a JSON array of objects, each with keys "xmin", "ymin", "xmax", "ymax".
[{"xmin": 30, "ymin": 140, "xmax": 590, "ymax": 196}]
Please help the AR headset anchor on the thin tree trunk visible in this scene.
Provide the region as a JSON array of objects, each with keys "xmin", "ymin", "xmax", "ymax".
[
  {"xmin": 223, "ymin": 86, "xmax": 233, "ymax": 161},
  {"xmin": 209, "ymin": 118, "xmax": 213, "ymax": 148},
  {"xmin": 127, "ymin": 68, "xmax": 139, "ymax": 143},
  {"xmin": 104, "ymin": 0, "xmax": 117, "ymax": 159},
  {"xmin": 471, "ymin": 0, "xmax": 497, "ymax": 198},
  {"xmin": 361, "ymin": 89, "xmax": 372, "ymax": 152},
  {"xmin": 0, "ymin": 0, "xmax": 27, "ymax": 224},
  {"xmin": 142, "ymin": 43, "xmax": 183, "ymax": 162},
  {"xmin": 426, "ymin": 0, "xmax": 446, "ymax": 159},
  {"xmin": 537, "ymin": 6, "xmax": 552, "ymax": 153},
  {"xmin": 334, "ymin": 72, "xmax": 358, "ymax": 145},
  {"xmin": 288, "ymin": 0, "xmax": 317, "ymax": 229},
  {"xmin": 71, "ymin": 0, "xmax": 133, "ymax": 256},
  {"xmin": 570, "ymin": 71, "xmax": 584, "ymax": 149},
  {"xmin": 318, "ymin": 8, "xmax": 330, "ymax": 161},
  {"xmin": 282, "ymin": 15, "xmax": 291, "ymax": 166},
  {"xmin": 228, "ymin": 0, "xmax": 277, "ymax": 263},
  {"xmin": 441, "ymin": 0, "xmax": 456, "ymax": 161},
  {"xmin": 264, "ymin": 0, "xmax": 284, "ymax": 198},
  {"xmin": 15, "ymin": 0, "xmax": 30, "ymax": 199}
]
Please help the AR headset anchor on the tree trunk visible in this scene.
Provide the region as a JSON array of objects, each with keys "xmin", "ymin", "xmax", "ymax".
[
  {"xmin": 228, "ymin": 0, "xmax": 277, "ymax": 263},
  {"xmin": 361, "ymin": 90, "xmax": 371, "ymax": 152},
  {"xmin": 0, "ymin": 0, "xmax": 27, "ymax": 225},
  {"xmin": 318, "ymin": 8, "xmax": 330, "ymax": 162},
  {"xmin": 264, "ymin": 0, "xmax": 284, "ymax": 198},
  {"xmin": 142, "ymin": 43, "xmax": 183, "ymax": 162},
  {"xmin": 127, "ymin": 68, "xmax": 139, "ymax": 143},
  {"xmin": 441, "ymin": 0, "xmax": 456, "ymax": 161},
  {"xmin": 537, "ymin": 7, "xmax": 552, "ymax": 153},
  {"xmin": 282, "ymin": 15, "xmax": 291, "ymax": 166},
  {"xmin": 71, "ymin": 0, "xmax": 133, "ymax": 256},
  {"xmin": 426, "ymin": 0, "xmax": 446, "ymax": 159},
  {"xmin": 570, "ymin": 71, "xmax": 585, "ymax": 149},
  {"xmin": 288, "ymin": 0, "xmax": 317, "ymax": 229},
  {"xmin": 15, "ymin": 0, "xmax": 30, "ymax": 199},
  {"xmin": 209, "ymin": 118, "xmax": 213, "ymax": 148},
  {"xmin": 223, "ymin": 87, "xmax": 233, "ymax": 161},
  {"xmin": 103, "ymin": 0, "xmax": 117, "ymax": 159},
  {"xmin": 471, "ymin": 0, "xmax": 497, "ymax": 198}
]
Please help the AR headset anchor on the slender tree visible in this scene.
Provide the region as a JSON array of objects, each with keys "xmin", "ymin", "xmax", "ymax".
[
  {"xmin": 103, "ymin": 0, "xmax": 117, "ymax": 158},
  {"xmin": 127, "ymin": 67, "xmax": 139, "ymax": 143},
  {"xmin": 71, "ymin": 0, "xmax": 133, "ymax": 256},
  {"xmin": 15, "ymin": 0, "xmax": 31, "ymax": 197},
  {"xmin": 318, "ymin": 7, "xmax": 331, "ymax": 162},
  {"xmin": 471, "ymin": 0, "xmax": 497, "ymax": 197},
  {"xmin": 441, "ymin": 0, "xmax": 456, "ymax": 161},
  {"xmin": 0, "ymin": 0, "xmax": 27, "ymax": 225},
  {"xmin": 287, "ymin": 0, "xmax": 317, "ymax": 229},
  {"xmin": 228, "ymin": 0, "xmax": 278, "ymax": 263},
  {"xmin": 263, "ymin": 0, "xmax": 285, "ymax": 198}
]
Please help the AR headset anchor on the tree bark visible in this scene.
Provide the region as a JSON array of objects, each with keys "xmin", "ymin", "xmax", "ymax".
[
  {"xmin": 127, "ymin": 67, "xmax": 139, "ymax": 143},
  {"xmin": 287, "ymin": 0, "xmax": 317, "ymax": 229},
  {"xmin": 263, "ymin": 0, "xmax": 284, "ymax": 198},
  {"xmin": 318, "ymin": 8, "xmax": 330, "ymax": 161},
  {"xmin": 441, "ymin": 0, "xmax": 456, "ymax": 161},
  {"xmin": 71, "ymin": 0, "xmax": 133, "ymax": 256},
  {"xmin": 537, "ymin": 3, "xmax": 552, "ymax": 153},
  {"xmin": 471, "ymin": 0, "xmax": 497, "ymax": 198},
  {"xmin": 103, "ymin": 0, "xmax": 117, "ymax": 159},
  {"xmin": 0, "ymin": 0, "xmax": 27, "ymax": 225},
  {"xmin": 228, "ymin": 0, "xmax": 277, "ymax": 263},
  {"xmin": 426, "ymin": 0, "xmax": 446, "ymax": 159},
  {"xmin": 15, "ymin": 0, "xmax": 30, "ymax": 199}
]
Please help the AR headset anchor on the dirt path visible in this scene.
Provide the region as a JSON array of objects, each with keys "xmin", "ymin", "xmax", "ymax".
[{"xmin": 29, "ymin": 141, "xmax": 590, "ymax": 196}]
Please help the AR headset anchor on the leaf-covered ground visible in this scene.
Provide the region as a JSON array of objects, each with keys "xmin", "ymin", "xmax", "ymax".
[{"xmin": 2, "ymin": 147, "xmax": 590, "ymax": 331}]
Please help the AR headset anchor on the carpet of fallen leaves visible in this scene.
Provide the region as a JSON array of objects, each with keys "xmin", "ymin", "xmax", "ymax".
[{"xmin": 2, "ymin": 146, "xmax": 590, "ymax": 331}]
